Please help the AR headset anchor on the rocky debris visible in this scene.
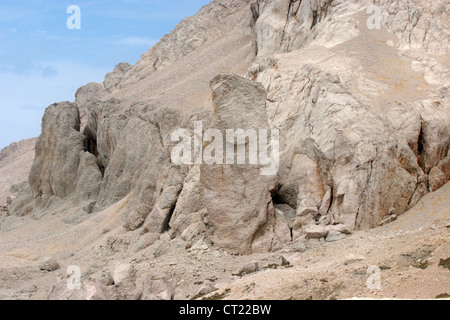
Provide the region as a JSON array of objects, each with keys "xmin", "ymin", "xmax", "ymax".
[
  {"xmin": 48, "ymin": 279, "xmax": 111, "ymax": 300},
  {"xmin": 39, "ymin": 258, "xmax": 60, "ymax": 272},
  {"xmin": 139, "ymin": 271, "xmax": 175, "ymax": 300},
  {"xmin": 234, "ymin": 262, "xmax": 259, "ymax": 276},
  {"xmin": 103, "ymin": 62, "xmax": 132, "ymax": 93}
]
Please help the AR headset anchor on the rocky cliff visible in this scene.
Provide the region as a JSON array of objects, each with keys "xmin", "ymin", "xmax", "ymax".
[
  {"xmin": 1, "ymin": 0, "xmax": 449, "ymax": 299},
  {"xmin": 6, "ymin": 0, "xmax": 450, "ymax": 252}
]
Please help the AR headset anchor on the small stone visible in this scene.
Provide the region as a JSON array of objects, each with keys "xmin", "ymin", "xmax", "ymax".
[
  {"xmin": 290, "ymin": 241, "xmax": 307, "ymax": 253},
  {"xmin": 280, "ymin": 256, "xmax": 290, "ymax": 266},
  {"xmin": 234, "ymin": 262, "xmax": 259, "ymax": 276},
  {"xmin": 196, "ymin": 280, "xmax": 217, "ymax": 297},
  {"xmin": 99, "ymin": 271, "xmax": 114, "ymax": 286},
  {"xmin": 304, "ymin": 225, "xmax": 329, "ymax": 239},
  {"xmin": 326, "ymin": 230, "xmax": 346, "ymax": 242},
  {"xmin": 39, "ymin": 258, "xmax": 60, "ymax": 272}
]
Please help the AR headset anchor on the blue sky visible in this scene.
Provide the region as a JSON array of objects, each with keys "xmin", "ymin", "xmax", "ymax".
[{"xmin": 0, "ymin": 0, "xmax": 210, "ymax": 149}]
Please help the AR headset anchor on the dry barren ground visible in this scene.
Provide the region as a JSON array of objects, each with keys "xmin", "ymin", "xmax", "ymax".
[{"xmin": 0, "ymin": 181, "xmax": 448, "ymax": 300}]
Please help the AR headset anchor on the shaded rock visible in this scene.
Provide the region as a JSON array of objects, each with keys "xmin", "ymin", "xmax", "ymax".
[
  {"xmin": 124, "ymin": 204, "xmax": 151, "ymax": 231},
  {"xmin": 195, "ymin": 280, "xmax": 217, "ymax": 297},
  {"xmin": 39, "ymin": 258, "xmax": 60, "ymax": 272},
  {"xmin": 280, "ymin": 256, "xmax": 290, "ymax": 266},
  {"xmin": 428, "ymin": 167, "xmax": 446, "ymax": 192},
  {"xmin": 75, "ymin": 82, "xmax": 106, "ymax": 130},
  {"xmin": 325, "ymin": 230, "xmax": 347, "ymax": 242},
  {"xmin": 234, "ymin": 262, "xmax": 259, "ymax": 276},
  {"xmin": 290, "ymin": 241, "xmax": 307, "ymax": 253},
  {"xmin": 304, "ymin": 225, "xmax": 329, "ymax": 239},
  {"xmin": 98, "ymin": 271, "xmax": 114, "ymax": 286}
]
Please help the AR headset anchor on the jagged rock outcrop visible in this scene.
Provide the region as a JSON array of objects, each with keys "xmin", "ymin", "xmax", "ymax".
[
  {"xmin": 169, "ymin": 74, "xmax": 281, "ymax": 254},
  {"xmin": 75, "ymin": 82, "xmax": 106, "ymax": 130},
  {"xmin": 246, "ymin": 0, "xmax": 450, "ymax": 231},
  {"xmin": 103, "ymin": 63, "xmax": 132, "ymax": 93},
  {"xmin": 28, "ymin": 102, "xmax": 89, "ymax": 211}
]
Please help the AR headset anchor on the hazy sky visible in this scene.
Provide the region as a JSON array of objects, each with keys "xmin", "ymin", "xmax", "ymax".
[{"xmin": 0, "ymin": 0, "xmax": 210, "ymax": 149}]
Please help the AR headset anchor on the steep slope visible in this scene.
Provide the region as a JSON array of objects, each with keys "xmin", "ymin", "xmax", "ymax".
[{"xmin": 0, "ymin": 138, "xmax": 36, "ymax": 216}]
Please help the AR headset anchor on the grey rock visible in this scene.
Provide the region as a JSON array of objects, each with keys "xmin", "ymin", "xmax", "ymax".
[
  {"xmin": 98, "ymin": 271, "xmax": 114, "ymax": 286},
  {"xmin": 304, "ymin": 225, "xmax": 329, "ymax": 239},
  {"xmin": 29, "ymin": 102, "xmax": 85, "ymax": 211},
  {"xmin": 39, "ymin": 258, "xmax": 60, "ymax": 272},
  {"xmin": 140, "ymin": 271, "xmax": 175, "ymax": 300},
  {"xmin": 103, "ymin": 63, "xmax": 132, "ymax": 93},
  {"xmin": 75, "ymin": 82, "xmax": 106, "ymax": 130},
  {"xmin": 325, "ymin": 230, "xmax": 347, "ymax": 242},
  {"xmin": 280, "ymin": 256, "xmax": 290, "ymax": 266},
  {"xmin": 290, "ymin": 241, "xmax": 307, "ymax": 253},
  {"xmin": 195, "ymin": 280, "xmax": 217, "ymax": 297},
  {"xmin": 234, "ymin": 261, "xmax": 259, "ymax": 276}
]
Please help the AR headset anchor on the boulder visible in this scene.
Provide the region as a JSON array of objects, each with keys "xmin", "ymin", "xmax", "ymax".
[
  {"xmin": 304, "ymin": 225, "xmax": 329, "ymax": 239},
  {"xmin": 39, "ymin": 258, "xmax": 60, "ymax": 272},
  {"xmin": 234, "ymin": 261, "xmax": 259, "ymax": 276},
  {"xmin": 140, "ymin": 271, "xmax": 175, "ymax": 300}
]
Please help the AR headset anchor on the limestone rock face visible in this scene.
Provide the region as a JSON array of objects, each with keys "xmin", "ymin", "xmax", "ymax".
[
  {"xmin": 28, "ymin": 102, "xmax": 87, "ymax": 210},
  {"xmin": 246, "ymin": 0, "xmax": 450, "ymax": 231},
  {"xmin": 75, "ymin": 82, "xmax": 106, "ymax": 130},
  {"xmin": 170, "ymin": 74, "xmax": 279, "ymax": 254},
  {"xmin": 103, "ymin": 63, "xmax": 132, "ymax": 93}
]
